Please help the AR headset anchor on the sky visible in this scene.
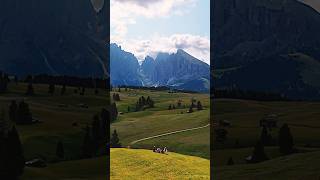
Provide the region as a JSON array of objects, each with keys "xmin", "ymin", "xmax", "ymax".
[{"xmin": 110, "ymin": 0, "xmax": 210, "ymax": 64}]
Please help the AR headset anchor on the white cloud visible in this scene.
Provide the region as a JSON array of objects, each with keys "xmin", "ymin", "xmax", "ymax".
[
  {"xmin": 113, "ymin": 34, "xmax": 210, "ymax": 64},
  {"xmin": 110, "ymin": 0, "xmax": 210, "ymax": 64},
  {"xmin": 111, "ymin": 0, "xmax": 196, "ymax": 40}
]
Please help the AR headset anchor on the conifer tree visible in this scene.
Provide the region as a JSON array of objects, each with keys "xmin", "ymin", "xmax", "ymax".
[
  {"xmin": 56, "ymin": 141, "xmax": 64, "ymax": 159},
  {"xmin": 110, "ymin": 129, "xmax": 121, "ymax": 148},
  {"xmin": 279, "ymin": 123, "xmax": 294, "ymax": 155}
]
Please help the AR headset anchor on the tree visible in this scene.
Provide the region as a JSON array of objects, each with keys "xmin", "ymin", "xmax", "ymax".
[
  {"xmin": 197, "ymin": 101, "xmax": 203, "ymax": 110},
  {"xmin": 56, "ymin": 141, "xmax": 64, "ymax": 159},
  {"xmin": 227, "ymin": 157, "xmax": 234, "ymax": 165},
  {"xmin": 279, "ymin": 123, "xmax": 294, "ymax": 155},
  {"xmin": 127, "ymin": 106, "xmax": 130, "ymax": 112},
  {"xmin": 168, "ymin": 104, "xmax": 172, "ymax": 110},
  {"xmin": 95, "ymin": 89, "xmax": 99, "ymax": 95},
  {"xmin": 9, "ymin": 100, "xmax": 18, "ymax": 123},
  {"xmin": 260, "ymin": 126, "xmax": 272, "ymax": 146},
  {"xmin": 251, "ymin": 141, "xmax": 268, "ymax": 163},
  {"xmin": 82, "ymin": 125, "xmax": 93, "ymax": 158},
  {"xmin": 25, "ymin": 82, "xmax": 34, "ymax": 96},
  {"xmin": 188, "ymin": 105, "xmax": 193, "ymax": 113},
  {"xmin": 17, "ymin": 101, "xmax": 33, "ymax": 124},
  {"xmin": 61, "ymin": 85, "xmax": 66, "ymax": 95},
  {"xmin": 6, "ymin": 126, "xmax": 25, "ymax": 177},
  {"xmin": 48, "ymin": 83, "xmax": 55, "ymax": 95},
  {"xmin": 110, "ymin": 129, "xmax": 121, "ymax": 148}
]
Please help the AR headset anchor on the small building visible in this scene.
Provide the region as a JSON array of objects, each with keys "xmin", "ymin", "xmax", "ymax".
[{"xmin": 25, "ymin": 158, "xmax": 46, "ymax": 168}]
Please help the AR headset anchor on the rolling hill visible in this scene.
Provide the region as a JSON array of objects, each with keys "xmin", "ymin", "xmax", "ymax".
[{"xmin": 110, "ymin": 148, "xmax": 210, "ymax": 180}]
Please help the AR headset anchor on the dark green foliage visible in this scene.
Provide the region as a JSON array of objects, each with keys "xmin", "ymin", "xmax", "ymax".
[
  {"xmin": 61, "ymin": 85, "xmax": 66, "ymax": 95},
  {"xmin": 260, "ymin": 126, "xmax": 273, "ymax": 146},
  {"xmin": 168, "ymin": 104, "xmax": 172, "ymax": 110},
  {"xmin": 9, "ymin": 100, "xmax": 18, "ymax": 123},
  {"xmin": 214, "ymin": 128, "xmax": 228, "ymax": 143},
  {"xmin": 197, "ymin": 101, "xmax": 203, "ymax": 110},
  {"xmin": 110, "ymin": 103, "xmax": 118, "ymax": 122},
  {"xmin": 0, "ymin": 72, "xmax": 9, "ymax": 93},
  {"xmin": 25, "ymin": 82, "xmax": 34, "ymax": 96},
  {"xmin": 80, "ymin": 87, "xmax": 85, "ymax": 95},
  {"xmin": 227, "ymin": 157, "xmax": 234, "ymax": 165},
  {"xmin": 127, "ymin": 106, "xmax": 130, "ymax": 112},
  {"xmin": 110, "ymin": 129, "xmax": 121, "ymax": 148},
  {"xmin": 17, "ymin": 101, "xmax": 33, "ymax": 125},
  {"xmin": 251, "ymin": 141, "xmax": 268, "ymax": 163},
  {"xmin": 0, "ymin": 124, "xmax": 25, "ymax": 179},
  {"xmin": 82, "ymin": 125, "xmax": 94, "ymax": 158},
  {"xmin": 279, "ymin": 123, "xmax": 294, "ymax": 155},
  {"xmin": 95, "ymin": 89, "xmax": 99, "ymax": 95},
  {"xmin": 48, "ymin": 83, "xmax": 55, "ymax": 95},
  {"xmin": 188, "ymin": 105, "xmax": 193, "ymax": 113},
  {"xmin": 56, "ymin": 141, "xmax": 64, "ymax": 159},
  {"xmin": 113, "ymin": 93, "xmax": 121, "ymax": 101},
  {"xmin": 135, "ymin": 96, "xmax": 155, "ymax": 111}
]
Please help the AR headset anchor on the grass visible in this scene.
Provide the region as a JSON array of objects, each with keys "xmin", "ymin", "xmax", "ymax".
[
  {"xmin": 110, "ymin": 148, "xmax": 210, "ymax": 180},
  {"xmin": 0, "ymin": 82, "xmax": 108, "ymax": 179},
  {"xmin": 22, "ymin": 156, "xmax": 107, "ymax": 180},
  {"xmin": 213, "ymin": 98, "xmax": 320, "ymax": 179},
  {"xmin": 110, "ymin": 88, "xmax": 210, "ymax": 159}
]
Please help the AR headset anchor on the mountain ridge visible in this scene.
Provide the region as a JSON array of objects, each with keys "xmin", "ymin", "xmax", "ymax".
[{"xmin": 110, "ymin": 43, "xmax": 210, "ymax": 92}]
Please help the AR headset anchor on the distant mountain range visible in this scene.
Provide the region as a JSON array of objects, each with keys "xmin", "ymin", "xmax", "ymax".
[
  {"xmin": 110, "ymin": 44, "xmax": 210, "ymax": 92},
  {"xmin": 213, "ymin": 0, "xmax": 320, "ymax": 100},
  {"xmin": 0, "ymin": 0, "xmax": 108, "ymax": 78}
]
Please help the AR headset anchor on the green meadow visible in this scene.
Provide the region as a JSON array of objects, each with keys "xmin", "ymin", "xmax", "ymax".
[
  {"xmin": 213, "ymin": 98, "xmax": 320, "ymax": 179},
  {"xmin": 0, "ymin": 82, "xmax": 108, "ymax": 179}
]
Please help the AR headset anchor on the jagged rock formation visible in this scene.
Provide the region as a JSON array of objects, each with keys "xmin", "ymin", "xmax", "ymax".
[
  {"xmin": 0, "ymin": 0, "xmax": 108, "ymax": 77},
  {"xmin": 213, "ymin": 0, "xmax": 320, "ymax": 99},
  {"xmin": 110, "ymin": 44, "xmax": 210, "ymax": 92},
  {"xmin": 110, "ymin": 44, "xmax": 142, "ymax": 86}
]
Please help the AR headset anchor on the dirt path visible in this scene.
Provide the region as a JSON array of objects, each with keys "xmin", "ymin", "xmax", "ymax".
[{"xmin": 130, "ymin": 124, "xmax": 210, "ymax": 145}]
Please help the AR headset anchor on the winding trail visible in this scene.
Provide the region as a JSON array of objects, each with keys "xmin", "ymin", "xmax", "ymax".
[{"xmin": 130, "ymin": 124, "xmax": 210, "ymax": 145}]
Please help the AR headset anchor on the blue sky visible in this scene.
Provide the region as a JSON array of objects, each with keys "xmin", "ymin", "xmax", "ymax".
[{"xmin": 110, "ymin": 0, "xmax": 210, "ymax": 64}]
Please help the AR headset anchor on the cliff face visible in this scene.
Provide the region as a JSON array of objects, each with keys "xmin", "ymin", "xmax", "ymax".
[
  {"xmin": 149, "ymin": 49, "xmax": 210, "ymax": 86},
  {"xmin": 213, "ymin": 0, "xmax": 320, "ymax": 99},
  {"xmin": 0, "ymin": 0, "xmax": 108, "ymax": 77}
]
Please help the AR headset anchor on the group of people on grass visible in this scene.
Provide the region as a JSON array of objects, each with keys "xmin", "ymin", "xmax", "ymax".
[{"xmin": 153, "ymin": 146, "xmax": 168, "ymax": 154}]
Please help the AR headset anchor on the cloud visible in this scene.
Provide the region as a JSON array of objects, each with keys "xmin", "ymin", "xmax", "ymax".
[
  {"xmin": 113, "ymin": 34, "xmax": 210, "ymax": 64},
  {"xmin": 111, "ymin": 0, "xmax": 196, "ymax": 39}
]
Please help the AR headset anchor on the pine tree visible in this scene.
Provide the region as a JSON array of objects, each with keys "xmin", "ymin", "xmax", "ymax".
[
  {"xmin": 26, "ymin": 82, "xmax": 34, "ymax": 96},
  {"xmin": 197, "ymin": 101, "xmax": 203, "ymax": 110},
  {"xmin": 279, "ymin": 123, "xmax": 294, "ymax": 155},
  {"xmin": 110, "ymin": 129, "xmax": 121, "ymax": 148},
  {"xmin": 227, "ymin": 157, "xmax": 234, "ymax": 165},
  {"xmin": 56, "ymin": 141, "xmax": 64, "ymax": 159},
  {"xmin": 251, "ymin": 141, "xmax": 268, "ymax": 163},
  {"xmin": 188, "ymin": 105, "xmax": 193, "ymax": 113},
  {"xmin": 82, "ymin": 125, "xmax": 93, "ymax": 158},
  {"xmin": 9, "ymin": 100, "xmax": 18, "ymax": 123},
  {"xmin": 6, "ymin": 126, "xmax": 25, "ymax": 177},
  {"xmin": 168, "ymin": 104, "xmax": 172, "ymax": 110},
  {"xmin": 260, "ymin": 126, "xmax": 271, "ymax": 146},
  {"xmin": 127, "ymin": 106, "xmax": 130, "ymax": 112},
  {"xmin": 61, "ymin": 85, "xmax": 66, "ymax": 95},
  {"xmin": 17, "ymin": 101, "xmax": 33, "ymax": 124},
  {"xmin": 48, "ymin": 83, "xmax": 55, "ymax": 95}
]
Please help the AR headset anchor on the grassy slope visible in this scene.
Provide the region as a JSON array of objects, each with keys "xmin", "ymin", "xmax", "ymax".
[
  {"xmin": 111, "ymin": 148, "xmax": 210, "ymax": 180},
  {"xmin": 215, "ymin": 151, "xmax": 320, "ymax": 180},
  {"xmin": 110, "ymin": 89, "xmax": 210, "ymax": 158},
  {"xmin": 22, "ymin": 156, "xmax": 107, "ymax": 180},
  {"xmin": 213, "ymin": 98, "xmax": 320, "ymax": 179},
  {"xmin": 0, "ymin": 82, "xmax": 108, "ymax": 179}
]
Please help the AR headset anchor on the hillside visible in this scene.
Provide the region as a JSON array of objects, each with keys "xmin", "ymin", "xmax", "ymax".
[
  {"xmin": 22, "ymin": 156, "xmax": 107, "ymax": 180},
  {"xmin": 110, "ymin": 88, "xmax": 210, "ymax": 159},
  {"xmin": 111, "ymin": 148, "xmax": 210, "ymax": 180},
  {"xmin": 0, "ymin": 81, "xmax": 108, "ymax": 179},
  {"xmin": 215, "ymin": 151, "xmax": 320, "ymax": 179}
]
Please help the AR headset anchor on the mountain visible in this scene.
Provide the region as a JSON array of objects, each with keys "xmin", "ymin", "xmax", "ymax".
[
  {"xmin": 110, "ymin": 44, "xmax": 210, "ymax": 92},
  {"xmin": 0, "ymin": 0, "xmax": 108, "ymax": 77},
  {"xmin": 213, "ymin": 0, "xmax": 320, "ymax": 99},
  {"xmin": 110, "ymin": 44, "xmax": 142, "ymax": 86}
]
